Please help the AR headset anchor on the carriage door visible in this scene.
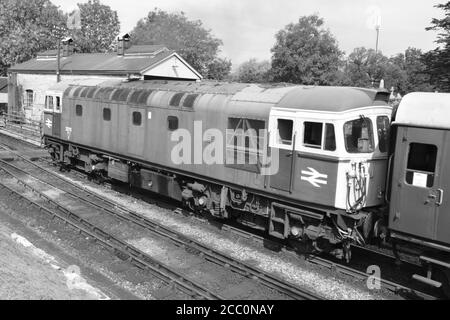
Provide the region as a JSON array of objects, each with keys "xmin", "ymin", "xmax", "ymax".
[
  {"xmin": 52, "ymin": 95, "xmax": 62, "ymax": 137},
  {"xmin": 128, "ymin": 107, "xmax": 145, "ymax": 156},
  {"xmin": 270, "ymin": 118, "xmax": 296, "ymax": 192},
  {"xmin": 389, "ymin": 127, "xmax": 444, "ymax": 240}
]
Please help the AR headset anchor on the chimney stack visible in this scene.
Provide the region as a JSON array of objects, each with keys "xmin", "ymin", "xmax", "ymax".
[
  {"xmin": 62, "ymin": 37, "xmax": 74, "ymax": 57},
  {"xmin": 117, "ymin": 33, "xmax": 131, "ymax": 56}
]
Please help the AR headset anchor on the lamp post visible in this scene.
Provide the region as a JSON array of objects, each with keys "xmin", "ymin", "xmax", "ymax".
[{"xmin": 53, "ymin": 25, "xmax": 65, "ymax": 83}]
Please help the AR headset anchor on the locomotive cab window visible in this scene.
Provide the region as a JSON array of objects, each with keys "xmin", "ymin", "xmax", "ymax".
[
  {"xmin": 103, "ymin": 108, "xmax": 111, "ymax": 121},
  {"xmin": 277, "ymin": 119, "xmax": 293, "ymax": 146},
  {"xmin": 303, "ymin": 122, "xmax": 323, "ymax": 148},
  {"xmin": 132, "ymin": 111, "xmax": 142, "ymax": 126},
  {"xmin": 55, "ymin": 96, "xmax": 61, "ymax": 112},
  {"xmin": 75, "ymin": 104, "xmax": 83, "ymax": 116},
  {"xmin": 324, "ymin": 124, "xmax": 336, "ymax": 151},
  {"xmin": 377, "ymin": 116, "xmax": 390, "ymax": 153},
  {"xmin": 45, "ymin": 96, "xmax": 54, "ymax": 111},
  {"xmin": 405, "ymin": 143, "xmax": 437, "ymax": 188},
  {"xmin": 344, "ymin": 118, "xmax": 374, "ymax": 153}
]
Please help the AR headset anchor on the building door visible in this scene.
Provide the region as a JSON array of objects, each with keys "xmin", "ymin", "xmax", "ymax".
[
  {"xmin": 270, "ymin": 118, "xmax": 295, "ymax": 192},
  {"xmin": 389, "ymin": 127, "xmax": 444, "ymax": 240},
  {"xmin": 128, "ymin": 107, "xmax": 145, "ymax": 156}
]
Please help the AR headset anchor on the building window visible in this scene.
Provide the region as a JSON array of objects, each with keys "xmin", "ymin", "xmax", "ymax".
[
  {"xmin": 75, "ymin": 104, "xmax": 83, "ymax": 116},
  {"xmin": 167, "ymin": 116, "xmax": 178, "ymax": 131},
  {"xmin": 406, "ymin": 143, "xmax": 437, "ymax": 188},
  {"xmin": 25, "ymin": 90, "xmax": 33, "ymax": 107},
  {"xmin": 132, "ymin": 111, "xmax": 142, "ymax": 126},
  {"xmin": 103, "ymin": 108, "xmax": 111, "ymax": 121},
  {"xmin": 303, "ymin": 122, "xmax": 323, "ymax": 148},
  {"xmin": 277, "ymin": 119, "xmax": 293, "ymax": 146}
]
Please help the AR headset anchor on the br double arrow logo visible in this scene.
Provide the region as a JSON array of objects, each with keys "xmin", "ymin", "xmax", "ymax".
[{"xmin": 301, "ymin": 167, "xmax": 328, "ymax": 188}]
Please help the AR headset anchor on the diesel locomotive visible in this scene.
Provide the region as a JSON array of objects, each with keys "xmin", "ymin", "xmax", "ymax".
[{"xmin": 41, "ymin": 79, "xmax": 450, "ymax": 295}]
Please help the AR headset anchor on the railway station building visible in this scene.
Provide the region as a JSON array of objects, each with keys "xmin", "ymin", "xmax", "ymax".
[
  {"xmin": 0, "ymin": 77, "xmax": 7, "ymax": 114},
  {"xmin": 7, "ymin": 35, "xmax": 203, "ymax": 122}
]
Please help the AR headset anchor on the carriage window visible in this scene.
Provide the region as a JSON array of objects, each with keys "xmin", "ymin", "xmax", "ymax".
[
  {"xmin": 55, "ymin": 97, "xmax": 61, "ymax": 112},
  {"xmin": 103, "ymin": 108, "xmax": 111, "ymax": 121},
  {"xmin": 377, "ymin": 116, "xmax": 390, "ymax": 153},
  {"xmin": 277, "ymin": 119, "xmax": 293, "ymax": 145},
  {"xmin": 75, "ymin": 104, "xmax": 82, "ymax": 116},
  {"xmin": 167, "ymin": 116, "xmax": 178, "ymax": 131},
  {"xmin": 405, "ymin": 143, "xmax": 437, "ymax": 188},
  {"xmin": 325, "ymin": 124, "xmax": 336, "ymax": 151},
  {"xmin": 304, "ymin": 122, "xmax": 323, "ymax": 148},
  {"xmin": 132, "ymin": 111, "xmax": 142, "ymax": 126},
  {"xmin": 344, "ymin": 118, "xmax": 374, "ymax": 153}
]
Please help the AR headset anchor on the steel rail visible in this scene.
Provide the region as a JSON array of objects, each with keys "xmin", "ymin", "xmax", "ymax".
[
  {"xmin": 0, "ymin": 164, "xmax": 223, "ymax": 300},
  {"xmin": 3, "ymin": 155, "xmax": 322, "ymax": 300}
]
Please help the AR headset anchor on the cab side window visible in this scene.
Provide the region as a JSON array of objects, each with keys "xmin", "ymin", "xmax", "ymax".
[
  {"xmin": 277, "ymin": 119, "xmax": 293, "ymax": 146},
  {"xmin": 55, "ymin": 96, "xmax": 61, "ymax": 112},
  {"xmin": 303, "ymin": 122, "xmax": 323, "ymax": 148},
  {"xmin": 405, "ymin": 143, "xmax": 437, "ymax": 188}
]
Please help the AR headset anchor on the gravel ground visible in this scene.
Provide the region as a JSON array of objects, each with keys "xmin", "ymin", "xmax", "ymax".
[
  {"xmin": 57, "ymin": 172, "xmax": 388, "ymax": 300},
  {"xmin": 0, "ymin": 211, "xmax": 107, "ymax": 300}
]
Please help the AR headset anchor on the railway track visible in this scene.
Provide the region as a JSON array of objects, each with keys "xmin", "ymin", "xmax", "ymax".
[
  {"xmin": 0, "ymin": 140, "xmax": 437, "ymax": 300},
  {"xmin": 0, "ymin": 154, "xmax": 322, "ymax": 300}
]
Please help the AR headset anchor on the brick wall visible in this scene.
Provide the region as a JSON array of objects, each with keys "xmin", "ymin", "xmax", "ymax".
[{"xmin": 14, "ymin": 74, "xmax": 121, "ymax": 122}]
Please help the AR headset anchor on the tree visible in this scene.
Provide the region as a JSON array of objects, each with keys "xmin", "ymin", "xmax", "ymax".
[
  {"xmin": 236, "ymin": 59, "xmax": 271, "ymax": 83},
  {"xmin": 391, "ymin": 48, "xmax": 434, "ymax": 93},
  {"xmin": 424, "ymin": 2, "xmax": 450, "ymax": 91},
  {"xmin": 205, "ymin": 58, "xmax": 232, "ymax": 81},
  {"xmin": 270, "ymin": 14, "xmax": 344, "ymax": 85},
  {"xmin": 71, "ymin": 0, "xmax": 120, "ymax": 53},
  {"xmin": 130, "ymin": 8, "xmax": 229, "ymax": 79},
  {"xmin": 0, "ymin": 0, "xmax": 66, "ymax": 76}
]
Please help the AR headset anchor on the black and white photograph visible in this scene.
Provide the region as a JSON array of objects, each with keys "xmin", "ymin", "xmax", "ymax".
[{"xmin": 0, "ymin": 0, "xmax": 449, "ymax": 307}]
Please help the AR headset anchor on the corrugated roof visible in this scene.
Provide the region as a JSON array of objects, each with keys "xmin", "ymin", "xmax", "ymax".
[
  {"xmin": 125, "ymin": 45, "xmax": 168, "ymax": 55},
  {"xmin": 0, "ymin": 77, "xmax": 7, "ymax": 93},
  {"xmin": 9, "ymin": 50, "xmax": 176, "ymax": 75}
]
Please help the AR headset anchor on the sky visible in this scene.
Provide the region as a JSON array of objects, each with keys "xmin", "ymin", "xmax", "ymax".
[{"xmin": 52, "ymin": 0, "xmax": 443, "ymax": 68}]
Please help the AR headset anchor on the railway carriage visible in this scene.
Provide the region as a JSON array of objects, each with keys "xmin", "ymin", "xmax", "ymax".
[
  {"xmin": 42, "ymin": 80, "xmax": 392, "ymax": 261},
  {"xmin": 387, "ymin": 93, "xmax": 450, "ymax": 292}
]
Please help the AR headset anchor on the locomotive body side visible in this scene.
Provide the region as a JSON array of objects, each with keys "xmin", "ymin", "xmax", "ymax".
[{"xmin": 42, "ymin": 80, "xmax": 391, "ymax": 259}]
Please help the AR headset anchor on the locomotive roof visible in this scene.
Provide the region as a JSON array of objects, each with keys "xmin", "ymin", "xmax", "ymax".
[
  {"xmin": 394, "ymin": 92, "xmax": 450, "ymax": 129},
  {"xmin": 60, "ymin": 79, "xmax": 389, "ymax": 112}
]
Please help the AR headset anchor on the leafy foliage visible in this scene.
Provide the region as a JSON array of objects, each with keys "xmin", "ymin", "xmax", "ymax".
[
  {"xmin": 205, "ymin": 58, "xmax": 232, "ymax": 80},
  {"xmin": 270, "ymin": 14, "xmax": 344, "ymax": 85},
  {"xmin": 130, "ymin": 8, "xmax": 229, "ymax": 79},
  {"xmin": 71, "ymin": 0, "xmax": 120, "ymax": 53},
  {"xmin": 236, "ymin": 59, "xmax": 271, "ymax": 83},
  {"xmin": 0, "ymin": 0, "xmax": 66, "ymax": 76},
  {"xmin": 423, "ymin": 1, "xmax": 450, "ymax": 91}
]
